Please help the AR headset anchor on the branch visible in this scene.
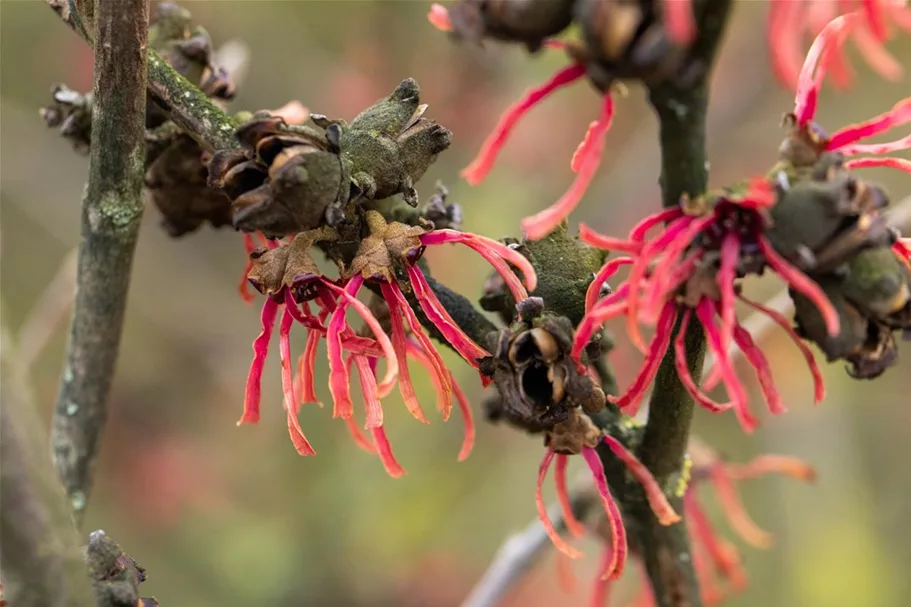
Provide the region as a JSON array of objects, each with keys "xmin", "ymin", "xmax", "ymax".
[
  {"xmin": 633, "ymin": 2, "xmax": 733, "ymax": 605},
  {"xmin": 47, "ymin": 0, "xmax": 240, "ymax": 153},
  {"xmin": 0, "ymin": 315, "xmax": 96, "ymax": 607},
  {"xmin": 50, "ymin": 0, "xmax": 150, "ymax": 525}
]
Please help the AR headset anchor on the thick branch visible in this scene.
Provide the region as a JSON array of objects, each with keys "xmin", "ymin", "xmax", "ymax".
[
  {"xmin": 1, "ymin": 319, "xmax": 96, "ymax": 607},
  {"xmin": 635, "ymin": 2, "xmax": 734, "ymax": 605},
  {"xmin": 51, "ymin": 0, "xmax": 150, "ymax": 524}
]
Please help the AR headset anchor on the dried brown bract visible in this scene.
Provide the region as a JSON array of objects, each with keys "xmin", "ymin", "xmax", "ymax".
[
  {"xmin": 144, "ymin": 131, "xmax": 233, "ymax": 236},
  {"xmin": 480, "ymin": 297, "xmax": 605, "ymax": 433}
]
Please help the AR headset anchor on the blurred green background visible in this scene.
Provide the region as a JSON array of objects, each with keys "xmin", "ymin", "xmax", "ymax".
[{"xmin": 2, "ymin": 2, "xmax": 910, "ymax": 606}]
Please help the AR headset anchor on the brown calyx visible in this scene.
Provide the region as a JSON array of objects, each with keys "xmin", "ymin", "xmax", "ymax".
[
  {"xmin": 345, "ymin": 210, "xmax": 428, "ymax": 282},
  {"xmin": 246, "ymin": 227, "xmax": 337, "ymax": 300},
  {"xmin": 547, "ymin": 408, "xmax": 603, "ymax": 455}
]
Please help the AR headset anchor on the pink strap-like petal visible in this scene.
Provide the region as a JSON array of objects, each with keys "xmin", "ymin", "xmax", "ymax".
[
  {"xmin": 323, "ymin": 277, "xmax": 400, "ymax": 397},
  {"xmin": 427, "ymin": 3, "xmax": 452, "ymax": 32},
  {"xmin": 407, "ymin": 265, "xmax": 491, "ymax": 367},
  {"xmin": 536, "ymin": 449, "xmax": 584, "ymax": 559},
  {"xmin": 794, "ymin": 14, "xmax": 857, "ymax": 125},
  {"xmin": 674, "ymin": 309, "xmax": 733, "ymax": 413},
  {"xmin": 461, "ymin": 63, "xmax": 586, "ymax": 186},
  {"xmin": 585, "ymin": 256, "xmax": 634, "ymax": 313},
  {"xmin": 381, "ymin": 283, "xmax": 430, "ymax": 424},
  {"xmin": 239, "ymin": 298, "xmax": 279, "ymax": 425},
  {"xmin": 421, "ymin": 229, "xmax": 538, "ymax": 294},
  {"xmin": 554, "ymin": 454, "xmax": 587, "ymax": 538},
  {"xmin": 758, "ymin": 237, "xmax": 840, "ymax": 336},
  {"xmin": 602, "ymin": 435, "xmax": 680, "ymax": 525},
  {"xmin": 581, "ymin": 446, "xmax": 627, "ymax": 581},
  {"xmin": 522, "ymin": 95, "xmax": 615, "ymax": 241},
  {"xmin": 279, "ymin": 306, "xmax": 316, "ymax": 456},
  {"xmin": 732, "ymin": 324, "xmax": 786, "ymax": 416}
]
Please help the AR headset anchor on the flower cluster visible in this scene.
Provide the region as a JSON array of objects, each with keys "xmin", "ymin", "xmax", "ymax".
[
  {"xmin": 587, "ymin": 440, "xmax": 815, "ymax": 607},
  {"xmin": 427, "ymin": 0, "xmax": 698, "ymax": 241},
  {"xmin": 767, "ymin": 0, "xmax": 911, "ymax": 90},
  {"xmin": 573, "ymin": 13, "xmax": 910, "ymax": 431},
  {"xmin": 237, "ymin": 214, "xmax": 536, "ymax": 475}
]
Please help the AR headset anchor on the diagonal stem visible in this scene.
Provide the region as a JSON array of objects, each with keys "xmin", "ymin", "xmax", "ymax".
[{"xmin": 50, "ymin": 0, "xmax": 150, "ymax": 525}]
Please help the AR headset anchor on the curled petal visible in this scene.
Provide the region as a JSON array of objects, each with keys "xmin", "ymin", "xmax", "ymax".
[
  {"xmin": 323, "ymin": 276, "xmax": 399, "ymax": 397},
  {"xmin": 739, "ymin": 295, "xmax": 825, "ymax": 404},
  {"xmin": 828, "ymin": 97, "xmax": 911, "ymax": 151},
  {"xmin": 685, "ymin": 494, "xmax": 749, "ymax": 591},
  {"xmin": 450, "ymin": 375, "xmax": 476, "ymax": 462},
  {"xmin": 381, "ymin": 283, "xmax": 429, "ymax": 424},
  {"xmin": 537, "ymin": 449, "xmax": 583, "ymax": 559},
  {"xmin": 572, "ymin": 283, "xmax": 630, "ymax": 362},
  {"xmin": 372, "ymin": 425, "xmax": 406, "ymax": 478},
  {"xmin": 296, "ymin": 328, "xmax": 323, "ymax": 407},
  {"xmin": 393, "ymin": 284, "xmax": 454, "ymax": 417},
  {"xmin": 554, "ymin": 454, "xmax": 587, "ymax": 538},
  {"xmin": 629, "ymin": 206, "xmax": 685, "ymax": 242},
  {"xmin": 795, "ymin": 14, "xmax": 857, "ymax": 125},
  {"xmin": 710, "ymin": 468, "xmax": 774, "ymax": 549},
  {"xmin": 696, "ymin": 299, "xmax": 758, "ymax": 433},
  {"xmin": 590, "ymin": 546, "xmax": 615, "ymax": 607},
  {"xmin": 461, "ymin": 63, "xmax": 586, "ymax": 185},
  {"xmin": 427, "ymin": 3, "xmax": 452, "ymax": 32},
  {"xmin": 407, "ymin": 265, "xmax": 490, "ymax": 366},
  {"xmin": 351, "ymin": 355, "xmax": 385, "ymax": 430},
  {"xmin": 674, "ymin": 310, "xmax": 732, "ymax": 413},
  {"xmin": 585, "ymin": 256, "xmax": 634, "ymax": 312},
  {"xmin": 343, "ymin": 411, "xmax": 376, "ymax": 453},
  {"xmin": 851, "ymin": 25, "xmax": 904, "ymax": 81},
  {"xmin": 717, "ymin": 232, "xmax": 740, "ymax": 351},
  {"xmin": 279, "ymin": 307, "xmax": 315, "ymax": 456},
  {"xmin": 609, "ymin": 300, "xmax": 677, "ymax": 416},
  {"xmin": 727, "ymin": 455, "xmax": 817, "ymax": 482},
  {"xmin": 844, "ymin": 156, "xmax": 911, "ymax": 174},
  {"xmin": 767, "ymin": 0, "xmax": 806, "ymax": 89},
  {"xmin": 326, "ymin": 285, "xmax": 356, "ymax": 419},
  {"xmin": 421, "ymin": 229, "xmax": 537, "ymax": 295},
  {"xmin": 578, "ymin": 223, "xmax": 643, "ymax": 255},
  {"xmin": 582, "ymin": 446, "xmax": 627, "ymax": 580},
  {"xmin": 602, "ymin": 435, "xmax": 680, "ymax": 525},
  {"xmin": 862, "ymin": 0, "xmax": 888, "ymax": 40},
  {"xmin": 239, "ymin": 298, "xmax": 279, "ymax": 425},
  {"xmin": 732, "ymin": 324, "xmax": 786, "ymax": 416},
  {"xmin": 522, "ymin": 94, "xmax": 615, "ymax": 241},
  {"xmin": 758, "ymin": 237, "xmax": 840, "ymax": 336}
]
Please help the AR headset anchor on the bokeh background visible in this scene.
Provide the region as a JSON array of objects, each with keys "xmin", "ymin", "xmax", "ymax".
[{"xmin": 2, "ymin": 2, "xmax": 911, "ymax": 606}]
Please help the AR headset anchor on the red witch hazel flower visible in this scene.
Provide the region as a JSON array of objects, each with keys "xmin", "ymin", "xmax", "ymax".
[
  {"xmin": 237, "ymin": 213, "xmax": 536, "ymax": 475},
  {"xmin": 426, "ymin": 1, "xmax": 698, "ymax": 241},
  {"xmin": 536, "ymin": 409, "xmax": 681, "ymax": 582},
  {"xmin": 784, "ymin": 13, "xmax": 911, "ymax": 177},
  {"xmin": 589, "ymin": 439, "xmax": 816, "ymax": 607},
  {"xmin": 767, "ymin": 0, "xmax": 911, "ymax": 90},
  {"xmin": 571, "ymin": 180, "xmax": 828, "ymax": 434}
]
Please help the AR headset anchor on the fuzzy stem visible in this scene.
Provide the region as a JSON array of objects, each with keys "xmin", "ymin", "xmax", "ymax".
[
  {"xmin": 50, "ymin": 0, "xmax": 149, "ymax": 525},
  {"xmin": 1, "ymin": 320, "xmax": 97, "ymax": 607},
  {"xmin": 635, "ymin": 1, "xmax": 734, "ymax": 605}
]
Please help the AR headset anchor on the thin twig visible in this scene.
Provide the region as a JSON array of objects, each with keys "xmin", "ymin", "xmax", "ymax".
[
  {"xmin": 50, "ymin": 0, "xmax": 150, "ymax": 525},
  {"xmin": 460, "ymin": 473, "xmax": 599, "ymax": 607},
  {"xmin": 1, "ymin": 314, "xmax": 96, "ymax": 607},
  {"xmin": 18, "ymin": 248, "xmax": 78, "ymax": 371}
]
